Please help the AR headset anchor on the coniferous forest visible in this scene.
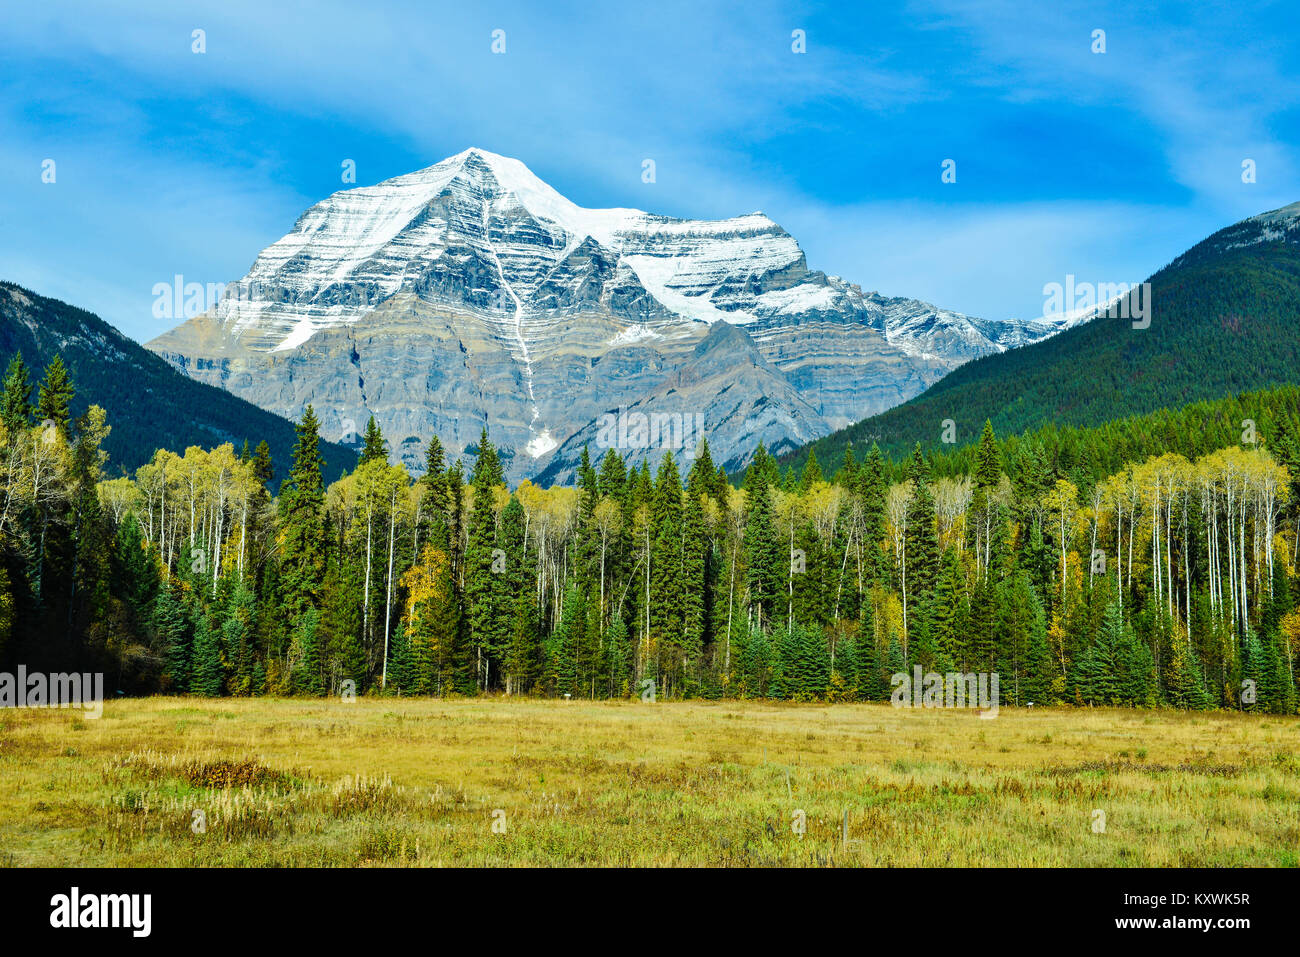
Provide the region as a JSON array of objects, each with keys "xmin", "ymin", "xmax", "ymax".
[{"xmin": 3, "ymin": 349, "xmax": 1298, "ymax": 713}]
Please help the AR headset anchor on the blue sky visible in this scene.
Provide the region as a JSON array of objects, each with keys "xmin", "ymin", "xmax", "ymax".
[{"xmin": 1, "ymin": 0, "xmax": 1296, "ymax": 344}]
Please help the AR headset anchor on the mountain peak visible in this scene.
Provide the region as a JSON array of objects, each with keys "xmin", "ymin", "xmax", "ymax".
[
  {"xmin": 1250, "ymin": 199, "xmax": 1300, "ymax": 226},
  {"xmin": 388, "ymin": 148, "xmax": 644, "ymax": 246},
  {"xmin": 148, "ymin": 150, "xmax": 1073, "ymax": 483},
  {"xmin": 413, "ymin": 146, "xmax": 557, "ymax": 197},
  {"xmin": 1168, "ymin": 199, "xmax": 1300, "ymax": 271}
]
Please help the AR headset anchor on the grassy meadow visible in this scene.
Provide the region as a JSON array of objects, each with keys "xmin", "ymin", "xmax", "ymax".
[{"xmin": 0, "ymin": 697, "xmax": 1296, "ymax": 867}]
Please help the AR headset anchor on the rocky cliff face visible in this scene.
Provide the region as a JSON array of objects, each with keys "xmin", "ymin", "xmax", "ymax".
[{"xmin": 148, "ymin": 148, "xmax": 1072, "ymax": 482}]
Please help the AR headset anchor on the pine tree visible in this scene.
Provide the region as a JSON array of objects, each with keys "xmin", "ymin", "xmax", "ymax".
[
  {"xmin": 793, "ymin": 624, "xmax": 830, "ymax": 700},
  {"xmin": 321, "ymin": 553, "xmax": 365, "ymax": 690},
  {"xmin": 903, "ymin": 444, "xmax": 940, "ymax": 638},
  {"xmin": 855, "ymin": 598, "xmax": 883, "ymax": 700},
  {"xmin": 387, "ymin": 620, "xmax": 412, "ymax": 693},
  {"xmin": 931, "ymin": 548, "xmax": 967, "ymax": 666},
  {"xmin": 800, "ymin": 449, "xmax": 823, "ymax": 490},
  {"xmin": 884, "ymin": 630, "xmax": 907, "ymax": 695},
  {"xmin": 605, "ymin": 613, "xmax": 631, "ymax": 697},
  {"xmin": 649, "ymin": 453, "xmax": 685, "ymax": 692},
  {"xmin": 739, "ymin": 627, "xmax": 773, "ymax": 698},
  {"xmin": 0, "ymin": 353, "xmax": 33, "ymax": 439},
  {"xmin": 251, "ymin": 440, "xmax": 274, "ymax": 485},
  {"xmin": 36, "ymin": 354, "xmax": 74, "ymax": 437},
  {"xmin": 222, "ymin": 582, "xmax": 258, "ymax": 696},
  {"xmin": 359, "ymin": 416, "xmax": 387, "ymax": 465},
  {"xmin": 1073, "ymin": 602, "xmax": 1131, "ymax": 705},
  {"xmin": 290, "ymin": 608, "xmax": 325, "ymax": 696},
  {"xmin": 680, "ymin": 466, "xmax": 710, "ymax": 683},
  {"xmin": 419, "ymin": 434, "xmax": 451, "ymax": 553},
  {"xmin": 857, "ymin": 444, "xmax": 887, "ymax": 586},
  {"xmin": 743, "ymin": 444, "xmax": 783, "ymax": 629},
  {"xmin": 498, "ymin": 496, "xmax": 539, "ymax": 695},
  {"xmin": 1163, "ymin": 635, "xmax": 1212, "ymax": 710},
  {"xmin": 465, "ymin": 428, "xmax": 507, "ymax": 691},
  {"xmin": 837, "ymin": 444, "xmax": 858, "ymax": 489},
  {"xmin": 1021, "ymin": 588, "xmax": 1054, "ymax": 706},
  {"xmin": 156, "ymin": 585, "xmax": 192, "ymax": 693},
  {"xmin": 279, "ymin": 406, "xmax": 328, "ymax": 621},
  {"xmin": 190, "ymin": 614, "xmax": 225, "ymax": 697},
  {"xmin": 111, "ymin": 511, "xmax": 160, "ymax": 629}
]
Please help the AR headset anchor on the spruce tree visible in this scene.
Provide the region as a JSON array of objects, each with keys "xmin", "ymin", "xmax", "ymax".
[
  {"xmin": 740, "ymin": 627, "xmax": 773, "ymax": 698},
  {"xmin": 36, "ymin": 354, "xmax": 74, "ymax": 437},
  {"xmin": 1163, "ymin": 635, "xmax": 1212, "ymax": 710},
  {"xmin": 156, "ymin": 585, "xmax": 192, "ymax": 694},
  {"xmin": 884, "ymin": 630, "xmax": 907, "ymax": 691},
  {"xmin": 855, "ymin": 598, "xmax": 883, "ymax": 700},
  {"xmin": 465, "ymin": 428, "xmax": 507, "ymax": 691},
  {"xmin": 111, "ymin": 512, "xmax": 160, "ymax": 628},
  {"xmin": 387, "ymin": 621, "xmax": 412, "ymax": 693},
  {"xmin": 800, "ymin": 449, "xmax": 823, "ymax": 490},
  {"xmin": 251, "ymin": 440, "xmax": 274, "ymax": 485},
  {"xmin": 279, "ymin": 406, "xmax": 328, "ymax": 620},
  {"xmin": 1121, "ymin": 631, "xmax": 1157, "ymax": 707},
  {"xmin": 837, "ymin": 444, "xmax": 858, "ymax": 489},
  {"xmin": 903, "ymin": 445, "xmax": 940, "ymax": 638},
  {"xmin": 794, "ymin": 625, "xmax": 830, "ymax": 700},
  {"xmin": 975, "ymin": 420, "xmax": 1002, "ymax": 490},
  {"xmin": 321, "ymin": 554, "xmax": 366, "ymax": 690},
  {"xmin": 605, "ymin": 613, "xmax": 631, "ymax": 697},
  {"xmin": 0, "ymin": 353, "xmax": 33, "ymax": 439},
  {"xmin": 1021, "ymin": 583, "xmax": 1054, "ymax": 706},
  {"xmin": 856, "ymin": 444, "xmax": 887, "ymax": 586},
  {"xmin": 419, "ymin": 434, "xmax": 451, "ymax": 552},
  {"xmin": 190, "ymin": 615, "xmax": 225, "ymax": 697},
  {"xmin": 290, "ymin": 609, "xmax": 325, "ymax": 696},
  {"xmin": 931, "ymin": 548, "xmax": 967, "ymax": 666},
  {"xmin": 649, "ymin": 453, "xmax": 685, "ymax": 691},
  {"xmin": 680, "ymin": 467, "xmax": 710, "ymax": 680},
  {"xmin": 1073, "ymin": 602, "xmax": 1127, "ymax": 705},
  {"xmin": 359, "ymin": 416, "xmax": 387, "ymax": 465},
  {"xmin": 222, "ymin": 582, "xmax": 257, "ymax": 696},
  {"xmin": 743, "ymin": 444, "xmax": 783, "ymax": 629},
  {"xmin": 499, "ymin": 496, "xmax": 539, "ymax": 694}
]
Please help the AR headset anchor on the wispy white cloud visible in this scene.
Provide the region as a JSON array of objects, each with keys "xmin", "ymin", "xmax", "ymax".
[{"xmin": 0, "ymin": 0, "xmax": 1294, "ymax": 340}]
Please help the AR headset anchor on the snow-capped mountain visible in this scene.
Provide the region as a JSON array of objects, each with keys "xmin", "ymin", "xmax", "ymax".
[{"xmin": 148, "ymin": 148, "xmax": 1077, "ymax": 481}]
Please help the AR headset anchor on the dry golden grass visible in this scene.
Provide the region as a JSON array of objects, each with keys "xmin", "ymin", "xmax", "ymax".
[{"xmin": 0, "ymin": 697, "xmax": 1296, "ymax": 866}]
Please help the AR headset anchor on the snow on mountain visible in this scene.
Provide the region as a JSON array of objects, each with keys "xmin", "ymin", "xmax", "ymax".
[{"xmin": 148, "ymin": 148, "xmax": 1083, "ymax": 482}]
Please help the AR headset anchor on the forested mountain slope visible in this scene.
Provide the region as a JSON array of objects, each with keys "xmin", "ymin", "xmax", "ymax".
[
  {"xmin": 780, "ymin": 202, "xmax": 1300, "ymax": 477},
  {"xmin": 0, "ymin": 282, "xmax": 357, "ymax": 483},
  {"xmin": 850, "ymin": 385, "xmax": 1300, "ymax": 487}
]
